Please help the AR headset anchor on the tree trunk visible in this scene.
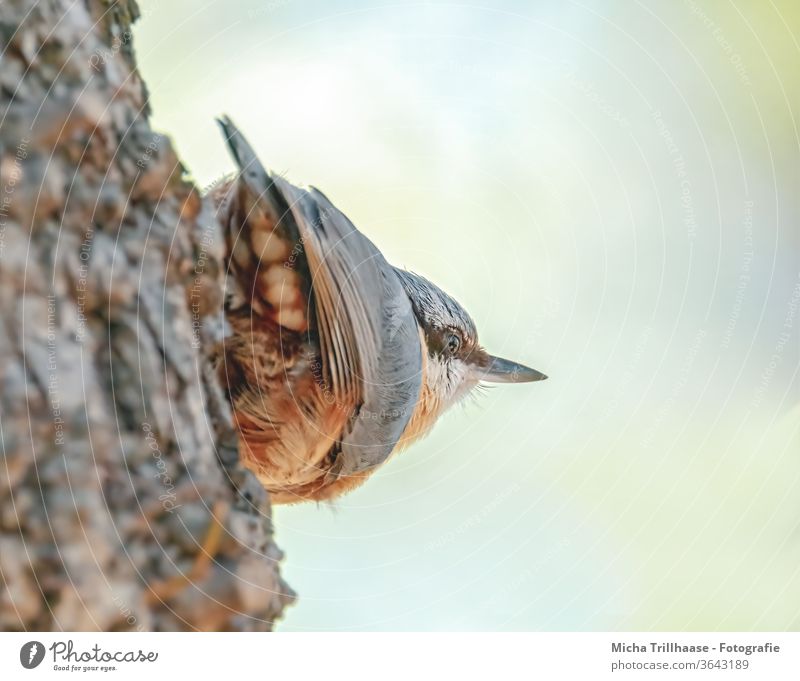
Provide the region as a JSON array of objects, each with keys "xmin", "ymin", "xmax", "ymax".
[{"xmin": 0, "ymin": 0, "xmax": 294, "ymax": 631}]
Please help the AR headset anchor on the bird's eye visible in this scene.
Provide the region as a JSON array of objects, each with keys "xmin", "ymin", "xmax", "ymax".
[{"xmin": 446, "ymin": 333, "xmax": 461, "ymax": 355}]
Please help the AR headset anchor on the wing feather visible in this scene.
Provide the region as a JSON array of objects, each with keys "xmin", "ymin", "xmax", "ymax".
[{"xmin": 217, "ymin": 117, "xmax": 422, "ymax": 476}]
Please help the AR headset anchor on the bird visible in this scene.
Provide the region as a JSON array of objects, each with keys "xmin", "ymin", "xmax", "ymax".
[{"xmin": 210, "ymin": 117, "xmax": 547, "ymax": 505}]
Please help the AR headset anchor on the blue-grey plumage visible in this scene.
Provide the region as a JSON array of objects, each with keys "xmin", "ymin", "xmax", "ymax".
[{"xmin": 213, "ymin": 117, "xmax": 546, "ymax": 504}]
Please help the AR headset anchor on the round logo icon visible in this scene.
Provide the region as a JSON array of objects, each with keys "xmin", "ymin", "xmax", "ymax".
[{"xmin": 20, "ymin": 641, "xmax": 45, "ymax": 669}]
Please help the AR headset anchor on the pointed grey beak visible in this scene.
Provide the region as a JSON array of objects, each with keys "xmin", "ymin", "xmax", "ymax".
[{"xmin": 476, "ymin": 355, "xmax": 548, "ymax": 384}]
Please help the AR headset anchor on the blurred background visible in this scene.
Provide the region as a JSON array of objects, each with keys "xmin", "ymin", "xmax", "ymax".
[{"xmin": 135, "ymin": 0, "xmax": 799, "ymax": 630}]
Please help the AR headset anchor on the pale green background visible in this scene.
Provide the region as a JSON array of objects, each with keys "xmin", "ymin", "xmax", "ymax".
[{"xmin": 136, "ymin": 0, "xmax": 799, "ymax": 631}]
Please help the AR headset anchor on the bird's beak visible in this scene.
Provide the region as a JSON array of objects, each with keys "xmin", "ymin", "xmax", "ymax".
[{"xmin": 473, "ymin": 354, "xmax": 548, "ymax": 384}]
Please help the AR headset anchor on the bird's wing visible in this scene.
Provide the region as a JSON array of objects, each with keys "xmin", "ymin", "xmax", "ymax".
[{"xmin": 216, "ymin": 117, "xmax": 422, "ymax": 477}]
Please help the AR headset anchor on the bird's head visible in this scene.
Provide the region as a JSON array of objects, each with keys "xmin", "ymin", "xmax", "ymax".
[{"xmin": 394, "ymin": 269, "xmax": 546, "ymax": 425}]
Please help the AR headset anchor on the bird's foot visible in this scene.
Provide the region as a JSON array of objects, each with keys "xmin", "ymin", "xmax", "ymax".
[{"xmin": 146, "ymin": 499, "xmax": 229, "ymax": 605}]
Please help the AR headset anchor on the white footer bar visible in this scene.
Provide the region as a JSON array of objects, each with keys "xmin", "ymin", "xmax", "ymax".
[{"xmin": 1, "ymin": 632, "xmax": 797, "ymax": 679}]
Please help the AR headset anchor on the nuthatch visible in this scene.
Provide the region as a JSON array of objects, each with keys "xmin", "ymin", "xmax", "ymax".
[{"xmin": 212, "ymin": 118, "xmax": 546, "ymax": 504}]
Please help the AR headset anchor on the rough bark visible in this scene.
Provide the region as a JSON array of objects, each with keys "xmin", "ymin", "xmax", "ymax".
[{"xmin": 0, "ymin": 0, "xmax": 294, "ymax": 630}]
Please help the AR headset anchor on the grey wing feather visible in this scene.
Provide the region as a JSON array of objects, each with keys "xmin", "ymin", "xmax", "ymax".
[{"xmin": 217, "ymin": 116, "xmax": 422, "ymax": 476}]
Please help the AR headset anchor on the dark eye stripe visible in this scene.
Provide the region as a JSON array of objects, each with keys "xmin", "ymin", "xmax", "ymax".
[{"xmin": 426, "ymin": 328, "xmax": 473, "ymax": 358}]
